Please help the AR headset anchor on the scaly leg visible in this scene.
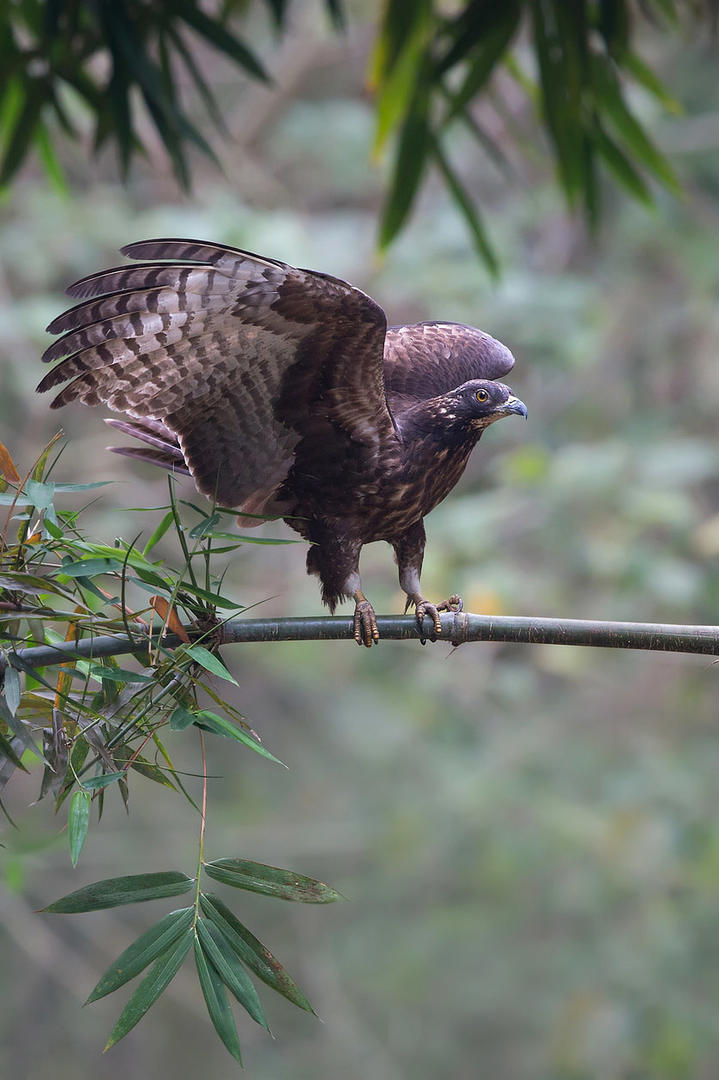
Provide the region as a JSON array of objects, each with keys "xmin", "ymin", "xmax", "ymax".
[{"xmin": 393, "ymin": 521, "xmax": 463, "ymax": 642}]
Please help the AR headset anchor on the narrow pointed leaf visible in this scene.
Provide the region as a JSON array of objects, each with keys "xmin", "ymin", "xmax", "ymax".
[
  {"xmin": 86, "ymin": 907, "xmax": 194, "ymax": 1003},
  {"xmin": 194, "ymin": 934, "xmax": 243, "ymax": 1063},
  {"xmin": 3, "ymin": 665, "xmax": 21, "ymax": 715},
  {"xmin": 0, "ymin": 729, "xmax": 28, "ymax": 773},
  {"xmin": 196, "ymin": 918, "xmax": 268, "ymax": 1029},
  {"xmin": 203, "ymin": 858, "xmax": 344, "ymax": 903},
  {"xmin": 201, "ymin": 893, "xmax": 314, "ymax": 1013},
  {"xmin": 170, "ymin": 705, "xmax": 197, "ymax": 731},
  {"xmin": 184, "ymin": 646, "xmax": 237, "ymax": 683},
  {"xmin": 430, "ymin": 136, "xmax": 499, "ymax": 276},
  {"xmin": 42, "ymin": 870, "xmax": 194, "ymax": 912},
  {"xmin": 104, "ymin": 931, "xmax": 192, "ymax": 1050},
  {"xmin": 68, "ymin": 789, "xmax": 90, "ymax": 867},
  {"xmin": 195, "ymin": 710, "xmax": 285, "ymax": 765}
]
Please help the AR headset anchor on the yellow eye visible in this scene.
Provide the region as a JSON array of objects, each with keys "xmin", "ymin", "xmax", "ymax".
[{"xmin": 476, "ymin": 389, "xmax": 489, "ymax": 404}]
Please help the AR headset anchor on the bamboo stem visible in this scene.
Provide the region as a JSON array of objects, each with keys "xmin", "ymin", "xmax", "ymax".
[{"xmin": 2, "ymin": 611, "xmax": 718, "ymax": 673}]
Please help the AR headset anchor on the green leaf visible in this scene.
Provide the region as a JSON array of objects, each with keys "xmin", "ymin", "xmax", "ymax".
[
  {"xmin": 624, "ymin": 50, "xmax": 682, "ymax": 114},
  {"xmin": 194, "ymin": 933, "xmax": 243, "ymax": 1064},
  {"xmin": 189, "ymin": 513, "xmax": 220, "ymax": 538},
  {"xmin": 0, "ymin": 729, "xmax": 28, "ymax": 773},
  {"xmin": 3, "ymin": 665, "xmax": 20, "ymax": 715},
  {"xmin": 592, "ymin": 52, "xmax": 679, "ymax": 193},
  {"xmin": 442, "ymin": 3, "xmax": 521, "ymax": 122},
  {"xmin": 177, "ymin": 582, "xmax": 244, "ymax": 608},
  {"xmin": 86, "ymin": 907, "xmax": 194, "ymax": 1003},
  {"xmin": 594, "ymin": 122, "xmax": 653, "ymax": 204},
  {"xmin": 42, "ymin": 870, "xmax": 195, "ymax": 912},
  {"xmin": 430, "ymin": 135, "xmax": 499, "ymax": 277},
  {"xmin": 104, "ymin": 931, "xmax": 192, "ymax": 1050},
  {"xmin": 68, "ymin": 790, "xmax": 91, "ymax": 867},
  {"xmin": 25, "ymin": 478, "xmax": 55, "ymax": 510},
  {"xmin": 177, "ymin": 5, "xmax": 269, "ymax": 84},
  {"xmin": 0, "ymin": 694, "xmax": 44, "ymax": 759},
  {"xmin": 142, "ymin": 510, "xmax": 175, "ymax": 555},
  {"xmin": 196, "ymin": 918, "xmax": 268, "ymax": 1029},
  {"xmin": 80, "ymin": 772, "xmax": 126, "ymax": 791},
  {"xmin": 59, "ymin": 557, "xmax": 126, "ymax": 578},
  {"xmin": 51, "ymin": 481, "xmax": 113, "ymax": 493},
  {"xmin": 200, "ymin": 893, "xmax": 314, "ymax": 1013},
  {"xmin": 203, "ymin": 858, "xmax": 344, "ymax": 903},
  {"xmin": 184, "ymin": 646, "xmax": 237, "ymax": 684},
  {"xmin": 195, "ymin": 710, "xmax": 285, "ymax": 766},
  {"xmin": 169, "ymin": 705, "xmax": 197, "ymax": 731},
  {"xmin": 378, "ymin": 82, "xmax": 431, "ymax": 250},
  {"xmin": 0, "ymin": 78, "xmax": 45, "ymax": 188}
]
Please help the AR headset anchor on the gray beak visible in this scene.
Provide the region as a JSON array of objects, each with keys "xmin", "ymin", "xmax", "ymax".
[{"xmin": 503, "ymin": 395, "xmax": 528, "ymax": 419}]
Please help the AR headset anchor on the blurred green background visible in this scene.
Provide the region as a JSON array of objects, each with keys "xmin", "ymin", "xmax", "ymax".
[{"xmin": 3, "ymin": 4, "xmax": 719, "ymax": 1078}]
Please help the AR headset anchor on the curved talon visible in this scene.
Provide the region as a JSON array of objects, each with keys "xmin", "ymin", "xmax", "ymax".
[
  {"xmin": 413, "ymin": 594, "xmax": 464, "ymax": 644},
  {"xmin": 353, "ymin": 598, "xmax": 379, "ymax": 647}
]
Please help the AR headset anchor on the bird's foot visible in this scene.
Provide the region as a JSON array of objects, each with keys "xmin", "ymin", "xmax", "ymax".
[
  {"xmin": 410, "ymin": 594, "xmax": 463, "ymax": 644},
  {"xmin": 353, "ymin": 595, "xmax": 380, "ymax": 648}
]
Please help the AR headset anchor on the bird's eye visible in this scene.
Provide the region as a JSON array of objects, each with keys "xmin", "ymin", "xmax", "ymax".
[{"xmin": 475, "ymin": 389, "xmax": 489, "ymax": 404}]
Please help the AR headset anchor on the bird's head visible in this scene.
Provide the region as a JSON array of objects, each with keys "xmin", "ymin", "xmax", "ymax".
[{"xmin": 438, "ymin": 379, "xmax": 528, "ymax": 433}]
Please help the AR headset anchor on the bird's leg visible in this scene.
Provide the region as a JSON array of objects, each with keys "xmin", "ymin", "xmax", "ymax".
[
  {"xmin": 394, "ymin": 521, "xmax": 463, "ymax": 643},
  {"xmin": 352, "ymin": 587, "xmax": 380, "ymax": 648}
]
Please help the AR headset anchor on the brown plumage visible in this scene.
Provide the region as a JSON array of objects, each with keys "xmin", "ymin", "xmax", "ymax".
[{"xmin": 39, "ymin": 239, "xmax": 527, "ymax": 645}]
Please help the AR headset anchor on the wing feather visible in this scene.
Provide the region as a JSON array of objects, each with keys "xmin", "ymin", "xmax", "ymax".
[{"xmin": 40, "ymin": 239, "xmax": 393, "ymax": 514}]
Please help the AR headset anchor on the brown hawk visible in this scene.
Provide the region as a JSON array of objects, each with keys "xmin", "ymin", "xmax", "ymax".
[{"xmin": 38, "ymin": 239, "xmax": 527, "ymax": 646}]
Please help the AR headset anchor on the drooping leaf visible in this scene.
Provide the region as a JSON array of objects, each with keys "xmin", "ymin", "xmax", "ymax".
[
  {"xmin": 200, "ymin": 893, "xmax": 314, "ymax": 1013},
  {"xmin": 68, "ymin": 789, "xmax": 91, "ymax": 867},
  {"xmin": 195, "ymin": 710, "xmax": 285, "ymax": 766},
  {"xmin": 430, "ymin": 136, "xmax": 499, "ymax": 277},
  {"xmin": 194, "ymin": 933, "xmax": 243, "ymax": 1064},
  {"xmin": 142, "ymin": 509, "xmax": 175, "ymax": 555},
  {"xmin": 42, "ymin": 870, "xmax": 195, "ymax": 913},
  {"xmin": 378, "ymin": 81, "xmax": 432, "ymax": 250},
  {"xmin": 86, "ymin": 907, "xmax": 194, "ymax": 1003},
  {"xmin": 196, "ymin": 918, "xmax": 268, "ymax": 1029},
  {"xmin": 104, "ymin": 930, "xmax": 193, "ymax": 1050},
  {"xmin": 3, "ymin": 665, "xmax": 21, "ymax": 715},
  {"xmin": 203, "ymin": 858, "xmax": 344, "ymax": 903}
]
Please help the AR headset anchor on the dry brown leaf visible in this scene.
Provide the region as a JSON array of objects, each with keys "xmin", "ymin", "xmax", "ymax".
[
  {"xmin": 149, "ymin": 594, "xmax": 191, "ymax": 643},
  {"xmin": 0, "ymin": 440, "xmax": 21, "ymax": 483}
]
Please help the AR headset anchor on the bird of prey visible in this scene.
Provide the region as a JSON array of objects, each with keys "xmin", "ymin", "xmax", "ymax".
[{"xmin": 38, "ymin": 239, "xmax": 526, "ymax": 646}]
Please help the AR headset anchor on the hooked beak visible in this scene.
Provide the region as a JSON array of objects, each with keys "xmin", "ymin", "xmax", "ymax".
[{"xmin": 502, "ymin": 395, "xmax": 528, "ymax": 419}]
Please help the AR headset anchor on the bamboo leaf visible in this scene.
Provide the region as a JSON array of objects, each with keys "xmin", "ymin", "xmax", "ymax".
[
  {"xmin": 170, "ymin": 705, "xmax": 197, "ymax": 731},
  {"xmin": 142, "ymin": 509, "xmax": 175, "ymax": 555},
  {"xmin": 3, "ymin": 665, "xmax": 20, "ymax": 715},
  {"xmin": 378, "ymin": 83, "xmax": 431, "ymax": 250},
  {"xmin": 196, "ymin": 710, "xmax": 285, "ymax": 766},
  {"xmin": 200, "ymin": 893, "xmax": 314, "ymax": 1013},
  {"xmin": 59, "ymin": 557, "xmax": 125, "ymax": 578},
  {"xmin": 592, "ymin": 52, "xmax": 680, "ymax": 192},
  {"xmin": 184, "ymin": 646, "xmax": 237, "ymax": 684},
  {"xmin": 194, "ymin": 933, "xmax": 243, "ymax": 1064},
  {"xmin": 204, "ymin": 858, "xmax": 344, "ymax": 903},
  {"xmin": 104, "ymin": 931, "xmax": 192, "ymax": 1050},
  {"xmin": 79, "ymin": 772, "xmax": 125, "ymax": 791},
  {"xmin": 86, "ymin": 907, "xmax": 194, "ymax": 1003},
  {"xmin": 196, "ymin": 918, "xmax": 268, "ymax": 1029},
  {"xmin": 430, "ymin": 135, "xmax": 499, "ymax": 276},
  {"xmin": 442, "ymin": 3, "xmax": 521, "ymax": 122},
  {"xmin": 42, "ymin": 870, "xmax": 195, "ymax": 912},
  {"xmin": 177, "ymin": 5, "xmax": 269, "ymax": 83},
  {"xmin": 593, "ymin": 123, "xmax": 653, "ymax": 204},
  {"xmin": 68, "ymin": 789, "xmax": 90, "ymax": 867}
]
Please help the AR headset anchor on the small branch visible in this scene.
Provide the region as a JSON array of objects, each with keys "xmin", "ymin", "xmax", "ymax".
[{"xmin": 2, "ymin": 611, "xmax": 718, "ymax": 674}]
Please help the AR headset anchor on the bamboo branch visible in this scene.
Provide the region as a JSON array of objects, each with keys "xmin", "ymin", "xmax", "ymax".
[{"xmin": 2, "ymin": 612, "xmax": 718, "ymax": 673}]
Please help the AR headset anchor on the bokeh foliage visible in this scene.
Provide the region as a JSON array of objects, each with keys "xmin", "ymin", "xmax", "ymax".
[{"xmin": 0, "ymin": 0, "xmax": 707, "ymax": 270}]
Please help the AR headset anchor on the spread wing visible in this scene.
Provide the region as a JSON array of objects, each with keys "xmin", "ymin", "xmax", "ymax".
[
  {"xmin": 382, "ymin": 321, "xmax": 515, "ymax": 408},
  {"xmin": 38, "ymin": 239, "xmax": 394, "ymax": 518}
]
